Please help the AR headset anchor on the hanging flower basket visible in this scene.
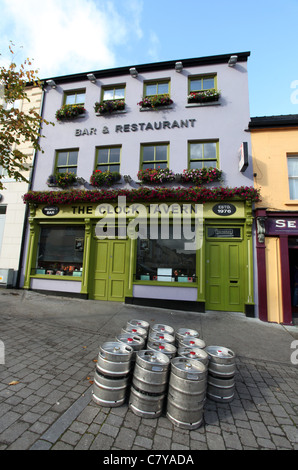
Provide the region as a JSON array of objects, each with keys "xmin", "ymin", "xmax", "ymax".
[
  {"xmin": 94, "ymin": 99, "xmax": 125, "ymax": 114},
  {"xmin": 55, "ymin": 104, "xmax": 85, "ymax": 121},
  {"xmin": 48, "ymin": 172, "xmax": 78, "ymax": 188},
  {"xmin": 138, "ymin": 94, "xmax": 173, "ymax": 109},
  {"xmin": 90, "ymin": 170, "xmax": 121, "ymax": 187},
  {"xmin": 187, "ymin": 89, "xmax": 220, "ymax": 104},
  {"xmin": 137, "ymin": 168, "xmax": 175, "ymax": 184},
  {"xmin": 180, "ymin": 167, "xmax": 223, "ymax": 185}
]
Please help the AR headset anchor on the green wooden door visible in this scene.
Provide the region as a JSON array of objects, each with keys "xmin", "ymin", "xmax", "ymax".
[
  {"xmin": 90, "ymin": 239, "xmax": 129, "ymax": 301},
  {"xmin": 206, "ymin": 238, "xmax": 244, "ymax": 312}
]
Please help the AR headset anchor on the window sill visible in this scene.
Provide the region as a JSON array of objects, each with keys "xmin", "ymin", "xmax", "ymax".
[
  {"xmin": 134, "ymin": 280, "xmax": 197, "ymax": 287},
  {"xmin": 185, "ymin": 102, "xmax": 221, "ymax": 108},
  {"xmin": 31, "ymin": 274, "xmax": 82, "ymax": 281},
  {"xmin": 139, "ymin": 105, "xmax": 173, "ymax": 112},
  {"xmin": 95, "ymin": 110, "xmax": 127, "ymax": 116},
  {"xmin": 285, "ymin": 201, "xmax": 298, "ymax": 205}
]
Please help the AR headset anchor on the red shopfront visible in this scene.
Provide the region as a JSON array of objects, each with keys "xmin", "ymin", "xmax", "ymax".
[{"xmin": 256, "ymin": 209, "xmax": 298, "ymax": 325}]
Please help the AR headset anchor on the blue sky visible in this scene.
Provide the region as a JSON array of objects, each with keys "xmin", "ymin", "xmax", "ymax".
[{"xmin": 0, "ymin": 0, "xmax": 298, "ymax": 117}]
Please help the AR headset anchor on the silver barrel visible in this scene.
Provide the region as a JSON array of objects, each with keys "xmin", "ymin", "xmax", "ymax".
[
  {"xmin": 115, "ymin": 333, "xmax": 145, "ymax": 361},
  {"xmin": 179, "ymin": 337, "xmax": 206, "ymax": 349},
  {"xmin": 129, "ymin": 386, "xmax": 166, "ymax": 419},
  {"xmin": 150, "ymin": 323, "xmax": 175, "ymax": 336},
  {"xmin": 178, "ymin": 347, "xmax": 209, "ymax": 366},
  {"xmin": 132, "ymin": 350, "xmax": 170, "ymax": 394},
  {"xmin": 147, "ymin": 341, "xmax": 177, "ymax": 360},
  {"xmin": 96, "ymin": 342, "xmax": 133, "ymax": 377},
  {"xmin": 129, "ymin": 350, "xmax": 170, "ymax": 418},
  {"xmin": 148, "ymin": 331, "xmax": 175, "ymax": 345},
  {"xmin": 92, "ymin": 341, "xmax": 134, "ymax": 407},
  {"xmin": 92, "ymin": 370, "xmax": 129, "ymax": 407},
  {"xmin": 205, "ymin": 346, "xmax": 236, "ymax": 378},
  {"xmin": 175, "ymin": 328, "xmax": 200, "ymax": 346},
  {"xmin": 121, "ymin": 325, "xmax": 147, "ymax": 339},
  {"xmin": 126, "ymin": 319, "xmax": 150, "ymax": 332},
  {"xmin": 205, "ymin": 346, "xmax": 236, "ymax": 403},
  {"xmin": 166, "ymin": 357, "xmax": 207, "ymax": 430}
]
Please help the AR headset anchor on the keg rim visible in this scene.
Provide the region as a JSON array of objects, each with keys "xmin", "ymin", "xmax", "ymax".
[{"xmin": 205, "ymin": 345, "xmax": 236, "ymax": 360}]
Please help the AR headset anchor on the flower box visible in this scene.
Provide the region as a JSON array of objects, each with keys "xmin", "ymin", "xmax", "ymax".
[
  {"xmin": 55, "ymin": 104, "xmax": 85, "ymax": 121},
  {"xmin": 90, "ymin": 170, "xmax": 121, "ymax": 187},
  {"xmin": 137, "ymin": 168, "xmax": 175, "ymax": 185},
  {"xmin": 94, "ymin": 99, "xmax": 125, "ymax": 114},
  {"xmin": 47, "ymin": 173, "xmax": 78, "ymax": 189},
  {"xmin": 187, "ymin": 89, "xmax": 220, "ymax": 104},
  {"xmin": 180, "ymin": 167, "xmax": 223, "ymax": 185},
  {"xmin": 138, "ymin": 94, "xmax": 173, "ymax": 109}
]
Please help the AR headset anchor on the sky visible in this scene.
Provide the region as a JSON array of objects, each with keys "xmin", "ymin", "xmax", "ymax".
[{"xmin": 0, "ymin": 0, "xmax": 298, "ymax": 117}]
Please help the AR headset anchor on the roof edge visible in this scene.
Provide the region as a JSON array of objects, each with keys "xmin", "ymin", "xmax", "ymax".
[
  {"xmin": 249, "ymin": 115, "xmax": 298, "ymax": 129},
  {"xmin": 41, "ymin": 51, "xmax": 251, "ymax": 85}
]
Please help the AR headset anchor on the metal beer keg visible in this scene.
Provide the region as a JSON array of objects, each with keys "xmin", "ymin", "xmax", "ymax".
[
  {"xmin": 92, "ymin": 342, "xmax": 133, "ymax": 407},
  {"xmin": 179, "ymin": 337, "xmax": 206, "ymax": 349},
  {"xmin": 129, "ymin": 350, "xmax": 170, "ymax": 418},
  {"xmin": 121, "ymin": 325, "xmax": 147, "ymax": 340},
  {"xmin": 147, "ymin": 341, "xmax": 177, "ymax": 360},
  {"xmin": 175, "ymin": 328, "xmax": 200, "ymax": 346},
  {"xmin": 166, "ymin": 357, "xmax": 207, "ymax": 430},
  {"xmin": 115, "ymin": 333, "xmax": 145, "ymax": 361},
  {"xmin": 126, "ymin": 319, "xmax": 150, "ymax": 332},
  {"xmin": 148, "ymin": 331, "xmax": 175, "ymax": 345},
  {"xmin": 150, "ymin": 323, "xmax": 175, "ymax": 336},
  {"xmin": 205, "ymin": 346, "xmax": 236, "ymax": 403},
  {"xmin": 178, "ymin": 347, "xmax": 209, "ymax": 366}
]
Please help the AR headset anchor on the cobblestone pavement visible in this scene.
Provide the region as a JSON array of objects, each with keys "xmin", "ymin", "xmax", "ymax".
[{"xmin": 0, "ymin": 289, "xmax": 297, "ymax": 451}]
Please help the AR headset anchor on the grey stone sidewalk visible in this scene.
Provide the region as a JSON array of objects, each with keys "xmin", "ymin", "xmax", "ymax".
[{"xmin": 0, "ymin": 289, "xmax": 297, "ymax": 451}]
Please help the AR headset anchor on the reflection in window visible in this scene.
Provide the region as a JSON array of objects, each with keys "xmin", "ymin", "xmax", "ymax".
[
  {"xmin": 189, "ymin": 141, "xmax": 218, "ymax": 169},
  {"xmin": 35, "ymin": 226, "xmax": 85, "ymax": 276},
  {"xmin": 288, "ymin": 156, "xmax": 298, "ymax": 200},
  {"xmin": 56, "ymin": 150, "xmax": 78, "ymax": 174},
  {"xmin": 136, "ymin": 225, "xmax": 196, "ymax": 283},
  {"xmin": 96, "ymin": 146, "xmax": 121, "ymax": 173},
  {"xmin": 141, "ymin": 144, "xmax": 168, "ymax": 170}
]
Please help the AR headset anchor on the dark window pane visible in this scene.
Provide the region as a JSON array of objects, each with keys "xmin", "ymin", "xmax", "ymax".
[
  {"xmin": 143, "ymin": 146, "xmax": 155, "ymax": 161},
  {"xmin": 155, "ymin": 145, "xmax": 167, "ymax": 161}
]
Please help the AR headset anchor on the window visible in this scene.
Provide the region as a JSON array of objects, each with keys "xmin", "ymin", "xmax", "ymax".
[
  {"xmin": 0, "ymin": 166, "xmax": 9, "ymax": 178},
  {"xmin": 95, "ymin": 146, "xmax": 121, "ymax": 173},
  {"xmin": 189, "ymin": 75, "xmax": 217, "ymax": 93},
  {"xmin": 35, "ymin": 225, "xmax": 85, "ymax": 276},
  {"xmin": 140, "ymin": 144, "xmax": 169, "ymax": 170},
  {"xmin": 144, "ymin": 80, "xmax": 170, "ymax": 97},
  {"xmin": 55, "ymin": 149, "xmax": 79, "ymax": 174},
  {"xmin": 188, "ymin": 141, "xmax": 219, "ymax": 169},
  {"xmin": 102, "ymin": 85, "xmax": 125, "ymax": 101},
  {"xmin": 64, "ymin": 89, "xmax": 86, "ymax": 105},
  {"xmin": 136, "ymin": 225, "xmax": 196, "ymax": 282},
  {"xmin": 288, "ymin": 155, "xmax": 298, "ymax": 199}
]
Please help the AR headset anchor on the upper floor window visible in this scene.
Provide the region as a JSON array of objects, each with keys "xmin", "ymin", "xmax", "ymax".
[
  {"xmin": 102, "ymin": 85, "xmax": 125, "ymax": 101},
  {"xmin": 55, "ymin": 149, "xmax": 79, "ymax": 174},
  {"xmin": 141, "ymin": 143, "xmax": 169, "ymax": 170},
  {"xmin": 144, "ymin": 80, "xmax": 170, "ymax": 97},
  {"xmin": 95, "ymin": 146, "xmax": 121, "ymax": 173},
  {"xmin": 287, "ymin": 155, "xmax": 298, "ymax": 199},
  {"xmin": 188, "ymin": 141, "xmax": 219, "ymax": 169},
  {"xmin": 189, "ymin": 75, "xmax": 217, "ymax": 93},
  {"xmin": 64, "ymin": 89, "xmax": 86, "ymax": 106}
]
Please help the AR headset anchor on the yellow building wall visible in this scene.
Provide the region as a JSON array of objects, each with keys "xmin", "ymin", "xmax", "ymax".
[
  {"xmin": 251, "ymin": 127, "xmax": 298, "ymax": 210},
  {"xmin": 265, "ymin": 237, "xmax": 283, "ymax": 323}
]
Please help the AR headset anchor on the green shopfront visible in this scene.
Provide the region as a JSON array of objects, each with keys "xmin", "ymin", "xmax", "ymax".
[{"xmin": 23, "ymin": 196, "xmax": 255, "ymax": 315}]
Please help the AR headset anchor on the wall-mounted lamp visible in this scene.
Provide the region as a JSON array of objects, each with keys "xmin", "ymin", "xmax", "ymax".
[
  {"xmin": 175, "ymin": 61, "xmax": 183, "ymax": 73},
  {"xmin": 46, "ymin": 79, "xmax": 57, "ymax": 89},
  {"xmin": 129, "ymin": 67, "xmax": 138, "ymax": 78},
  {"xmin": 87, "ymin": 73, "xmax": 96, "ymax": 84},
  {"xmin": 228, "ymin": 55, "xmax": 238, "ymax": 67}
]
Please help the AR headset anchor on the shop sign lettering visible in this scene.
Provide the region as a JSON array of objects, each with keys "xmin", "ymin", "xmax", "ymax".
[
  {"xmin": 42, "ymin": 206, "xmax": 60, "ymax": 216},
  {"xmin": 266, "ymin": 218, "xmax": 298, "ymax": 235},
  {"xmin": 212, "ymin": 203, "xmax": 236, "ymax": 216},
  {"xmin": 75, "ymin": 118, "xmax": 196, "ymax": 136}
]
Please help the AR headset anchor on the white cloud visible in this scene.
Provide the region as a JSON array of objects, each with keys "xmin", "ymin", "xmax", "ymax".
[
  {"xmin": 0, "ymin": 0, "xmax": 145, "ymax": 77},
  {"xmin": 148, "ymin": 31, "xmax": 160, "ymax": 61}
]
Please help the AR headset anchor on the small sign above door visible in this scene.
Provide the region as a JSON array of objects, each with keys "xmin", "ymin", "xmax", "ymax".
[
  {"xmin": 42, "ymin": 206, "xmax": 60, "ymax": 216},
  {"xmin": 212, "ymin": 203, "xmax": 236, "ymax": 216}
]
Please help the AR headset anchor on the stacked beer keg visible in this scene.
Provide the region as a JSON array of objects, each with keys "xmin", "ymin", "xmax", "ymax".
[{"xmin": 91, "ymin": 319, "xmax": 236, "ymax": 429}]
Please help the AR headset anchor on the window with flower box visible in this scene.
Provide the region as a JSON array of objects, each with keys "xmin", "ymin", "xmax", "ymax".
[
  {"xmin": 188, "ymin": 141, "xmax": 219, "ymax": 169},
  {"xmin": 145, "ymin": 80, "xmax": 170, "ymax": 97},
  {"xmin": 95, "ymin": 146, "xmax": 121, "ymax": 173},
  {"xmin": 55, "ymin": 149, "xmax": 79, "ymax": 175},
  {"xmin": 102, "ymin": 85, "xmax": 125, "ymax": 101},
  {"xmin": 64, "ymin": 89, "xmax": 86, "ymax": 105},
  {"xmin": 140, "ymin": 143, "xmax": 169, "ymax": 170},
  {"xmin": 187, "ymin": 75, "xmax": 220, "ymax": 104}
]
